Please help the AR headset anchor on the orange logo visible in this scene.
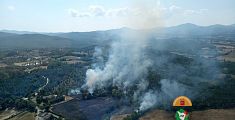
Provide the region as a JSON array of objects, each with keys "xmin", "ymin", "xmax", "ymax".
[{"xmin": 173, "ymin": 96, "xmax": 192, "ymax": 107}]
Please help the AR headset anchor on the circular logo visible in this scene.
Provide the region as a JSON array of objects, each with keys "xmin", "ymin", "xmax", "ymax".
[{"xmin": 173, "ymin": 96, "xmax": 192, "ymax": 107}]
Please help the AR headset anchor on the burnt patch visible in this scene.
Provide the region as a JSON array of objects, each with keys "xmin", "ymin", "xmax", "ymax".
[{"xmin": 52, "ymin": 97, "xmax": 118, "ymax": 120}]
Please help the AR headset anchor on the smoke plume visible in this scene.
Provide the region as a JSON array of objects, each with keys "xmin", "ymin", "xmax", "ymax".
[
  {"xmin": 84, "ymin": 31, "xmax": 152, "ymax": 93},
  {"xmin": 82, "ymin": 0, "xmax": 220, "ymax": 112},
  {"xmin": 83, "ymin": 1, "xmax": 163, "ymax": 94}
]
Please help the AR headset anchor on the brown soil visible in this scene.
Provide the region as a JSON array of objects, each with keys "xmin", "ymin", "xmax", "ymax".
[{"xmin": 139, "ymin": 108, "xmax": 235, "ymax": 120}]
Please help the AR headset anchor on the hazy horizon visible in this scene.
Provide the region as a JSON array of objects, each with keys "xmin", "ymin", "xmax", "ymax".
[
  {"xmin": 1, "ymin": 22, "xmax": 235, "ymax": 33},
  {"xmin": 1, "ymin": 0, "xmax": 235, "ymax": 32}
]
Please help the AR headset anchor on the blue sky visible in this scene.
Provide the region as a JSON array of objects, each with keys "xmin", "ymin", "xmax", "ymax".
[{"xmin": 0, "ymin": 0, "xmax": 235, "ymax": 32}]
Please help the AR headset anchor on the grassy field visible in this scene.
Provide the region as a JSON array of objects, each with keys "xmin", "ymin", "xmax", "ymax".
[
  {"xmin": 9, "ymin": 111, "xmax": 35, "ymax": 120},
  {"xmin": 138, "ymin": 108, "xmax": 235, "ymax": 120},
  {"xmin": 110, "ymin": 114, "xmax": 130, "ymax": 120},
  {"xmin": 0, "ymin": 63, "xmax": 7, "ymax": 67},
  {"xmin": 0, "ymin": 109, "xmax": 19, "ymax": 120},
  {"xmin": 218, "ymin": 55, "xmax": 235, "ymax": 62}
]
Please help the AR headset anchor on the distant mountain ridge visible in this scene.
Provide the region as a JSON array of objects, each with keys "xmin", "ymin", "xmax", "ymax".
[
  {"xmin": 0, "ymin": 34, "xmax": 73, "ymax": 49},
  {"xmin": 0, "ymin": 30, "xmax": 38, "ymax": 34},
  {"xmin": 1, "ymin": 23, "xmax": 235, "ymax": 35},
  {"xmin": 161, "ymin": 23, "xmax": 235, "ymax": 36},
  {"xmin": 0, "ymin": 32, "xmax": 16, "ymax": 38},
  {"xmin": 0, "ymin": 23, "xmax": 235, "ymax": 49}
]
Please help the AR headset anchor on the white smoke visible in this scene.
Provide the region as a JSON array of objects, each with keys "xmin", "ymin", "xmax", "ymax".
[
  {"xmin": 84, "ymin": 31, "xmax": 152, "ymax": 93},
  {"xmin": 82, "ymin": 0, "xmax": 166, "ymax": 111},
  {"xmin": 83, "ymin": 0, "xmax": 163, "ymax": 93},
  {"xmin": 139, "ymin": 79, "xmax": 193, "ymax": 111},
  {"xmin": 139, "ymin": 91, "xmax": 157, "ymax": 111},
  {"xmin": 81, "ymin": 0, "xmax": 220, "ymax": 112}
]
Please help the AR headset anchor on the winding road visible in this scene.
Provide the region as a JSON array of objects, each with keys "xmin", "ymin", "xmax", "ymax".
[
  {"xmin": 38, "ymin": 76, "xmax": 49, "ymax": 91},
  {"xmin": 35, "ymin": 76, "xmax": 49, "ymax": 120}
]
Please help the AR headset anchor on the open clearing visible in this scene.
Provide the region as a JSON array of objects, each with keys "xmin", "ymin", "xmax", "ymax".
[
  {"xmin": 0, "ymin": 109, "xmax": 20, "ymax": 120},
  {"xmin": 9, "ymin": 111, "xmax": 35, "ymax": 120},
  {"xmin": 139, "ymin": 108, "xmax": 235, "ymax": 120}
]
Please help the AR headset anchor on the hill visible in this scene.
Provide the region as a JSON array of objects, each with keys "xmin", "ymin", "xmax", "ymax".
[
  {"xmin": 0, "ymin": 32, "xmax": 17, "ymax": 37},
  {"xmin": 1, "ymin": 23, "xmax": 235, "ymax": 49},
  {"xmin": 0, "ymin": 34, "xmax": 72, "ymax": 49},
  {"xmin": 163, "ymin": 23, "xmax": 235, "ymax": 37}
]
